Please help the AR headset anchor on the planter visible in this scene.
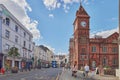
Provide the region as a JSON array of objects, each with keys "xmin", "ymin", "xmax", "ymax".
[
  {"xmin": 104, "ymin": 69, "xmax": 116, "ymax": 76},
  {"xmin": 11, "ymin": 67, "xmax": 18, "ymax": 73}
]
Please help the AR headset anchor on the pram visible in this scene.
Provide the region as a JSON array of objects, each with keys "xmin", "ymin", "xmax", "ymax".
[{"xmin": 72, "ymin": 71, "xmax": 77, "ymax": 77}]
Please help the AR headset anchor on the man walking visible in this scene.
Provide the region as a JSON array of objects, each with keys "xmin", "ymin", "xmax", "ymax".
[{"xmin": 84, "ymin": 64, "xmax": 90, "ymax": 78}]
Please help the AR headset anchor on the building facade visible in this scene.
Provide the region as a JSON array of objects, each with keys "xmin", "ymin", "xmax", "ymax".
[
  {"xmin": 69, "ymin": 38, "xmax": 74, "ymax": 66},
  {"xmin": 53, "ymin": 55, "xmax": 66, "ymax": 67},
  {"xmin": 34, "ymin": 45, "xmax": 54, "ymax": 68},
  {"xmin": 0, "ymin": 4, "xmax": 34, "ymax": 69},
  {"xmin": 69, "ymin": 4, "xmax": 119, "ymax": 70}
]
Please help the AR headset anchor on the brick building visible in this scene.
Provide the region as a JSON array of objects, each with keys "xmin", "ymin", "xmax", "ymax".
[
  {"xmin": 69, "ymin": 4, "xmax": 119, "ymax": 70},
  {"xmin": 69, "ymin": 38, "xmax": 74, "ymax": 66}
]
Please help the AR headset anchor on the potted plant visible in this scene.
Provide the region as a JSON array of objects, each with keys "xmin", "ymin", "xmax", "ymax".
[
  {"xmin": 11, "ymin": 66, "xmax": 18, "ymax": 73},
  {"xmin": 8, "ymin": 47, "xmax": 20, "ymax": 73}
]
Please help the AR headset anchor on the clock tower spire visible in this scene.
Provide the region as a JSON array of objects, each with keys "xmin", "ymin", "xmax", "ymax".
[
  {"xmin": 73, "ymin": 2, "xmax": 90, "ymax": 69},
  {"xmin": 80, "ymin": 0, "xmax": 82, "ymax": 6}
]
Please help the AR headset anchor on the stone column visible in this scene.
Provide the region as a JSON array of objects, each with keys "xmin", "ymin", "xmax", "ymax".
[{"xmin": 12, "ymin": 59, "xmax": 15, "ymax": 67}]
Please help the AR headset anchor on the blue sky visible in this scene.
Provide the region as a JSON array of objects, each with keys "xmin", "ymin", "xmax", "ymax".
[{"xmin": 0, "ymin": 0, "xmax": 119, "ymax": 55}]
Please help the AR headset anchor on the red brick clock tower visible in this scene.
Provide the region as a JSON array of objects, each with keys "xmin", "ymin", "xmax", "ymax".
[{"xmin": 73, "ymin": 4, "xmax": 90, "ymax": 69}]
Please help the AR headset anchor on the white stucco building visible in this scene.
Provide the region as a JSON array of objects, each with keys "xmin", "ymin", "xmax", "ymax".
[
  {"xmin": 0, "ymin": 4, "xmax": 34, "ymax": 69},
  {"xmin": 34, "ymin": 45, "xmax": 54, "ymax": 68}
]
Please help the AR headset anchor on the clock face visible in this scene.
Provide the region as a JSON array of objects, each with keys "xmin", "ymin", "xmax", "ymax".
[{"xmin": 80, "ymin": 21, "xmax": 86, "ymax": 27}]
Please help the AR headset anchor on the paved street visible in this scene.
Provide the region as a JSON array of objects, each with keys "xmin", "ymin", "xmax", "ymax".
[
  {"xmin": 0, "ymin": 68, "xmax": 62, "ymax": 80},
  {"xmin": 59, "ymin": 69, "xmax": 119, "ymax": 80}
]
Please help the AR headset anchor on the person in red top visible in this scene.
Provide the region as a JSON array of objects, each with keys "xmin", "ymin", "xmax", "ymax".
[{"xmin": 1, "ymin": 67, "xmax": 5, "ymax": 74}]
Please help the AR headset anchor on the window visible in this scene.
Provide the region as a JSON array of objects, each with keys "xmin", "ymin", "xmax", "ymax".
[
  {"xmin": 29, "ymin": 36, "xmax": 31, "ymax": 41},
  {"xmin": 81, "ymin": 48, "xmax": 85, "ymax": 53},
  {"xmin": 0, "ymin": 11, "xmax": 2, "ymax": 16},
  {"xmin": 102, "ymin": 47, "xmax": 107, "ymax": 53},
  {"xmin": 32, "ymin": 46, "xmax": 34, "ymax": 51},
  {"xmin": 5, "ymin": 44, "xmax": 10, "ymax": 50},
  {"xmin": 15, "ymin": 25, "xmax": 18, "ymax": 32},
  {"xmin": 112, "ymin": 58, "xmax": 117, "ymax": 65},
  {"xmin": 5, "ymin": 30, "xmax": 10, "ymax": 38},
  {"xmin": 92, "ymin": 61, "xmax": 96, "ymax": 67},
  {"xmin": 102, "ymin": 58, "xmax": 107, "ymax": 66},
  {"xmin": 24, "ymin": 32, "xmax": 26, "ymax": 37},
  {"xmin": 112, "ymin": 47, "xmax": 117, "ymax": 53},
  {"xmin": 6, "ymin": 18, "xmax": 10, "ymax": 26},
  {"xmin": 23, "ymin": 41, "xmax": 26, "ymax": 47},
  {"xmin": 80, "ymin": 36, "xmax": 87, "ymax": 44},
  {"xmin": 29, "ymin": 44, "xmax": 31, "ymax": 50},
  {"xmin": 91, "ymin": 46, "xmax": 96, "ymax": 52},
  {"xmin": 15, "ymin": 35, "xmax": 18, "ymax": 43}
]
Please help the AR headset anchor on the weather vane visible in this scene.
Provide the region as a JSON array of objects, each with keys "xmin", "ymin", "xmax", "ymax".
[{"xmin": 80, "ymin": 0, "xmax": 82, "ymax": 6}]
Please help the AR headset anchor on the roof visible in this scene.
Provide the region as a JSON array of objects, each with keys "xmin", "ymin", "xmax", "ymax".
[
  {"xmin": 90, "ymin": 32, "xmax": 119, "ymax": 43},
  {"xmin": 39, "ymin": 45, "xmax": 50, "ymax": 52},
  {"xmin": 77, "ymin": 5, "xmax": 89, "ymax": 16}
]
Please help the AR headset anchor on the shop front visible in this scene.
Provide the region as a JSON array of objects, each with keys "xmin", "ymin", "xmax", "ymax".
[
  {"xmin": 0, "ymin": 54, "xmax": 3, "ymax": 69},
  {"xmin": 5, "ymin": 56, "xmax": 22, "ymax": 70}
]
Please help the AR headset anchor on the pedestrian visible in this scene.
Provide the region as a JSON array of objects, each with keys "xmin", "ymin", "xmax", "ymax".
[
  {"xmin": 21, "ymin": 62, "xmax": 25, "ymax": 72},
  {"xmin": 96, "ymin": 66, "xmax": 99, "ymax": 75},
  {"xmin": 71, "ymin": 62, "xmax": 77, "ymax": 77},
  {"xmin": 90, "ymin": 67, "xmax": 96, "ymax": 79},
  {"xmin": 64, "ymin": 64, "xmax": 67, "ymax": 71},
  {"xmin": 99, "ymin": 65, "xmax": 103, "ymax": 76},
  {"xmin": 84, "ymin": 64, "xmax": 90, "ymax": 78}
]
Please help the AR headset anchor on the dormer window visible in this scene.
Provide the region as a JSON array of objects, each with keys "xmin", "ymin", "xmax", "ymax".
[{"xmin": 6, "ymin": 18, "xmax": 10, "ymax": 26}]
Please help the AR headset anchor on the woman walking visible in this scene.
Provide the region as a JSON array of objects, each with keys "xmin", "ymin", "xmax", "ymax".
[{"xmin": 71, "ymin": 62, "xmax": 77, "ymax": 77}]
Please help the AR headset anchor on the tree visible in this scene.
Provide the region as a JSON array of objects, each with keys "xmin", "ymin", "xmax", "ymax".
[{"xmin": 8, "ymin": 47, "xmax": 20, "ymax": 67}]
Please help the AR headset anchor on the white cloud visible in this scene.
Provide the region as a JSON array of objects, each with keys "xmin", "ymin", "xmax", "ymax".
[
  {"xmin": 49, "ymin": 14, "xmax": 54, "ymax": 18},
  {"xmin": 43, "ymin": 0, "xmax": 61, "ymax": 10},
  {"xmin": 57, "ymin": 2, "xmax": 61, "ymax": 8},
  {"xmin": 63, "ymin": 4, "xmax": 70, "ymax": 13},
  {"xmin": 62, "ymin": 0, "xmax": 79, "ymax": 4},
  {"xmin": 90, "ymin": 27, "xmax": 118, "ymax": 38},
  {"xmin": 43, "ymin": 44, "xmax": 55, "ymax": 53},
  {"xmin": 111, "ymin": 17, "xmax": 117, "ymax": 21},
  {"xmin": 57, "ymin": 52, "xmax": 68, "ymax": 55},
  {"xmin": 62, "ymin": 0, "xmax": 73, "ymax": 4},
  {"xmin": 42, "ymin": 44, "xmax": 68, "ymax": 55},
  {"xmin": 0, "ymin": 0, "xmax": 41, "ymax": 40},
  {"xmin": 42, "ymin": 0, "xmax": 93, "ymax": 13}
]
